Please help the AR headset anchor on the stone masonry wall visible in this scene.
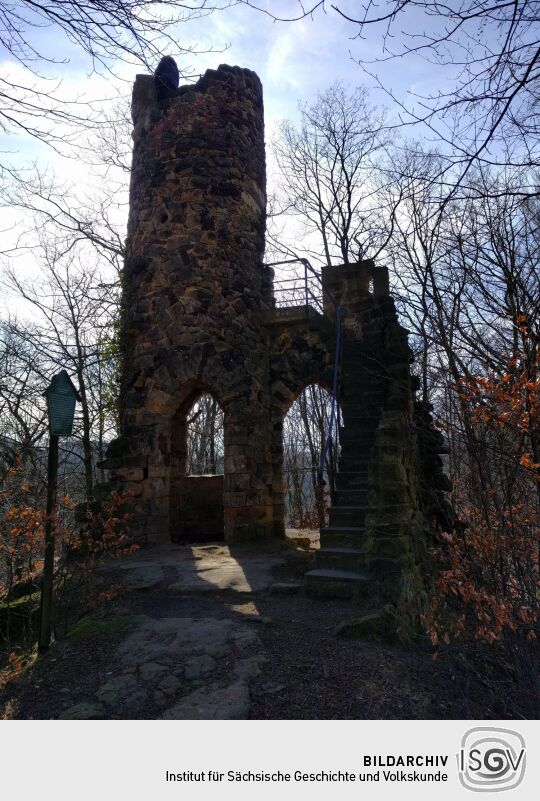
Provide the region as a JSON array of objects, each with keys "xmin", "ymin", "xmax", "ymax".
[
  {"xmin": 100, "ymin": 62, "xmax": 453, "ymax": 635},
  {"xmin": 104, "ymin": 65, "xmax": 277, "ymax": 543},
  {"xmin": 172, "ymin": 475, "xmax": 224, "ymax": 543}
]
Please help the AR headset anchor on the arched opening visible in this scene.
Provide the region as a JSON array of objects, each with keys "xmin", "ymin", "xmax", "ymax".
[
  {"xmin": 283, "ymin": 384, "xmax": 339, "ymax": 533},
  {"xmin": 170, "ymin": 391, "xmax": 225, "ymax": 543},
  {"xmin": 186, "ymin": 394, "xmax": 224, "ymax": 475}
]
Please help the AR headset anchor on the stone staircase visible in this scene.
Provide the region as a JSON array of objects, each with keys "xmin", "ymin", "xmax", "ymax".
[{"xmin": 305, "ymin": 342, "xmax": 387, "ymax": 598}]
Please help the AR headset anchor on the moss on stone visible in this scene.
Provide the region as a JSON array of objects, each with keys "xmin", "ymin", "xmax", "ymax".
[{"xmin": 66, "ymin": 615, "xmax": 141, "ymax": 642}]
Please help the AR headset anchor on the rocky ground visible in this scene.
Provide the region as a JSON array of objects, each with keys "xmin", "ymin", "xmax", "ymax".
[{"xmin": 0, "ymin": 536, "xmax": 536, "ymax": 719}]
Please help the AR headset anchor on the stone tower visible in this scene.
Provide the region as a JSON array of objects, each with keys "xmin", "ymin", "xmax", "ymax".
[
  {"xmin": 102, "ymin": 63, "xmax": 453, "ymax": 632},
  {"xmin": 106, "ymin": 65, "xmax": 280, "ymax": 543}
]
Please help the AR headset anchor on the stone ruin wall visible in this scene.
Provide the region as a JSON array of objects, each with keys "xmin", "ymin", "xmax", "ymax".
[
  {"xmin": 107, "ymin": 65, "xmax": 279, "ymax": 542},
  {"xmin": 101, "ymin": 64, "xmax": 452, "ymax": 627}
]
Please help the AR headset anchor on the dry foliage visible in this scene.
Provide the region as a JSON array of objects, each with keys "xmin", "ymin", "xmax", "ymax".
[
  {"xmin": 0, "ymin": 460, "xmax": 137, "ymax": 645},
  {"xmin": 424, "ymin": 343, "xmax": 539, "ymax": 647}
]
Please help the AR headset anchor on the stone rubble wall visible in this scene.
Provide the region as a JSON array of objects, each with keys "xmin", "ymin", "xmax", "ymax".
[
  {"xmin": 172, "ymin": 475, "xmax": 224, "ymax": 543},
  {"xmin": 100, "ymin": 64, "xmax": 453, "ymax": 629},
  {"xmin": 105, "ymin": 65, "xmax": 276, "ymax": 543}
]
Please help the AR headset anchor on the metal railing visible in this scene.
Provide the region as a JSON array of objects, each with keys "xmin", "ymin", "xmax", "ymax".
[{"xmin": 266, "ymin": 257, "xmax": 331, "ymax": 313}]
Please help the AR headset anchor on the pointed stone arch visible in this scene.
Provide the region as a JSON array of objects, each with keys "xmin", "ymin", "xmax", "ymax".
[
  {"xmin": 282, "ymin": 382, "xmax": 336, "ymax": 529},
  {"xmin": 170, "ymin": 384, "xmax": 225, "ymax": 543}
]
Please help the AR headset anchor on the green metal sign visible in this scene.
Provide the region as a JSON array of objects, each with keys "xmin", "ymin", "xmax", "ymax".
[{"xmin": 44, "ymin": 370, "xmax": 80, "ymax": 437}]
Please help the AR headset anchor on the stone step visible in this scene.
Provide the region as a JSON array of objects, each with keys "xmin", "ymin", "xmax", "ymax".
[
  {"xmin": 305, "ymin": 568, "xmax": 372, "ymax": 599},
  {"xmin": 319, "ymin": 525, "xmax": 365, "ymax": 549},
  {"xmin": 341, "ymin": 394, "xmax": 386, "ymax": 406},
  {"xmin": 341, "ymin": 406, "xmax": 384, "ymax": 421},
  {"xmin": 339, "ymin": 436, "xmax": 377, "ymax": 453},
  {"xmin": 338, "ymin": 456, "xmax": 373, "ymax": 472},
  {"xmin": 316, "ymin": 546, "xmax": 365, "ymax": 572},
  {"xmin": 338, "ymin": 444, "xmax": 376, "ymax": 457},
  {"xmin": 339, "ymin": 446, "xmax": 373, "ymax": 457},
  {"xmin": 340, "ymin": 427, "xmax": 377, "ymax": 439},
  {"xmin": 329, "ymin": 505, "xmax": 367, "ymax": 527},
  {"xmin": 334, "ymin": 488, "xmax": 369, "ymax": 505},
  {"xmin": 339, "ymin": 417, "xmax": 379, "ymax": 431},
  {"xmin": 338, "ymin": 451, "xmax": 374, "ymax": 466},
  {"xmin": 339, "ymin": 446, "xmax": 374, "ymax": 460},
  {"xmin": 335, "ymin": 472, "xmax": 369, "ymax": 490},
  {"xmin": 339, "ymin": 431, "xmax": 379, "ymax": 442},
  {"xmin": 339, "ymin": 418, "xmax": 382, "ymax": 430}
]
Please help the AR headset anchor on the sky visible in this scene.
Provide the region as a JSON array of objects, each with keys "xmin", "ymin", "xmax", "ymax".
[
  {"xmin": 0, "ymin": 1, "xmax": 458, "ymax": 319},
  {"xmin": 0, "ymin": 2, "xmax": 439, "ymax": 162}
]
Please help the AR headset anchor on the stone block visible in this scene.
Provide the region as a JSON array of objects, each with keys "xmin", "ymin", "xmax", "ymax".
[
  {"xmin": 334, "ymin": 611, "xmax": 395, "ymax": 641},
  {"xmin": 224, "ymin": 454, "xmax": 248, "ymax": 473},
  {"xmin": 229, "ymin": 492, "xmax": 247, "ymax": 507}
]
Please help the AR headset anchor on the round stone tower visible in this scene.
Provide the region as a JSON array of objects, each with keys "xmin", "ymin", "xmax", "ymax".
[{"xmin": 108, "ymin": 64, "xmax": 278, "ymax": 543}]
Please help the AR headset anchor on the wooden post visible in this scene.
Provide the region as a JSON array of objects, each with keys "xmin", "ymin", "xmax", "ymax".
[{"xmin": 39, "ymin": 434, "xmax": 59, "ymax": 652}]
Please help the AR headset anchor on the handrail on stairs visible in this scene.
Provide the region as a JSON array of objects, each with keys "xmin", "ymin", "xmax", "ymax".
[{"xmin": 318, "ymin": 304, "xmax": 342, "ymax": 490}]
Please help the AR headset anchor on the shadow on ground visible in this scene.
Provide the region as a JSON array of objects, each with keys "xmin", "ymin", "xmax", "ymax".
[{"xmin": 0, "ymin": 534, "xmax": 536, "ymax": 720}]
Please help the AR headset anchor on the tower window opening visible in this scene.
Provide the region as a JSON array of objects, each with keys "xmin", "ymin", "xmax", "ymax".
[{"xmin": 186, "ymin": 393, "xmax": 224, "ymax": 475}]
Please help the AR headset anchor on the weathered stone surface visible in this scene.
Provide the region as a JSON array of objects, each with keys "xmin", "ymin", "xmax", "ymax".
[
  {"xmin": 184, "ymin": 654, "xmax": 216, "ymax": 680},
  {"xmin": 104, "ymin": 65, "xmax": 279, "ymax": 545},
  {"xmin": 69, "ymin": 604, "xmax": 265, "ymax": 719},
  {"xmin": 98, "ymin": 59, "xmax": 454, "ymax": 635},
  {"xmin": 123, "ymin": 564, "xmax": 163, "ymax": 590},
  {"xmin": 96, "ymin": 674, "xmax": 148, "ymax": 713},
  {"xmin": 334, "ymin": 611, "xmax": 391, "ymax": 640},
  {"xmin": 139, "ymin": 661, "xmax": 168, "ymax": 682},
  {"xmin": 234, "ymin": 657, "xmax": 262, "ymax": 680},
  {"xmin": 269, "ymin": 582, "xmax": 303, "ymax": 595},
  {"xmin": 59, "ymin": 702, "xmax": 107, "ymax": 720},
  {"xmin": 160, "ymin": 681, "xmax": 250, "ymax": 720},
  {"xmin": 168, "ymin": 548, "xmax": 283, "ymax": 593},
  {"xmin": 116, "ymin": 617, "xmax": 252, "ymax": 669},
  {"xmin": 158, "ymin": 675, "xmax": 181, "ymax": 697}
]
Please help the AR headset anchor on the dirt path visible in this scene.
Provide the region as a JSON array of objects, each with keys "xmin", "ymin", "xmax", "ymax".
[{"xmin": 0, "ymin": 541, "xmax": 535, "ymax": 719}]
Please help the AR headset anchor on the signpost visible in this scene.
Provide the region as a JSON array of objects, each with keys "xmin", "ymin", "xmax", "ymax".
[{"xmin": 39, "ymin": 371, "xmax": 80, "ymax": 652}]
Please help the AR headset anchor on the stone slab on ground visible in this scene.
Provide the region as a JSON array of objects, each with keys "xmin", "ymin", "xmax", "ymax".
[
  {"xmin": 160, "ymin": 681, "xmax": 250, "ymax": 720},
  {"xmin": 59, "ymin": 702, "xmax": 107, "ymax": 720},
  {"xmin": 55, "ymin": 543, "xmax": 290, "ymax": 719},
  {"xmin": 116, "ymin": 616, "xmax": 258, "ymax": 669},
  {"xmin": 59, "ymin": 613, "xmax": 263, "ymax": 719},
  {"xmin": 270, "ymin": 582, "xmax": 303, "ymax": 595},
  {"xmin": 96, "ymin": 674, "xmax": 148, "ymax": 714},
  {"xmin": 168, "ymin": 547, "xmax": 284, "ymax": 593},
  {"xmin": 334, "ymin": 610, "xmax": 391, "ymax": 640},
  {"xmin": 112, "ymin": 544, "xmax": 287, "ymax": 595},
  {"xmin": 123, "ymin": 564, "xmax": 163, "ymax": 590}
]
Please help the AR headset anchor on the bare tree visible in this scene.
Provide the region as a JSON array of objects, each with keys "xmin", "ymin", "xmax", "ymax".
[
  {"xmin": 243, "ymin": 1, "xmax": 540, "ymax": 201},
  {"xmin": 270, "ymin": 82, "xmax": 393, "ymax": 267},
  {"xmin": 0, "ymin": 1, "xmax": 231, "ymax": 168},
  {"xmin": 283, "ymin": 385, "xmax": 336, "ymax": 528},
  {"xmin": 0, "ymin": 327, "xmax": 48, "ymax": 466},
  {"xmin": 186, "ymin": 394, "xmax": 225, "ymax": 475},
  {"xmin": 2, "ymin": 242, "xmax": 119, "ymax": 499}
]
